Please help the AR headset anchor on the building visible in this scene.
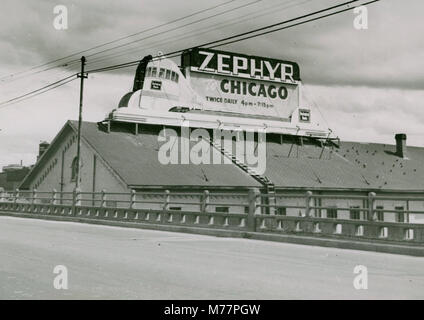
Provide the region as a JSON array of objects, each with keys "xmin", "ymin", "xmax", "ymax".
[
  {"xmin": 18, "ymin": 119, "xmax": 424, "ymax": 223},
  {"xmin": 18, "ymin": 48, "xmax": 424, "ymax": 223},
  {"xmin": 19, "ymin": 120, "xmax": 260, "ymax": 212},
  {"xmin": 0, "ymin": 163, "xmax": 30, "ymax": 192}
]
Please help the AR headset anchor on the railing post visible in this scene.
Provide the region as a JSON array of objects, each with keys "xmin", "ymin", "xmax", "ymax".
[
  {"xmin": 201, "ymin": 190, "xmax": 210, "ymax": 213},
  {"xmin": 14, "ymin": 189, "xmax": 19, "ymax": 204},
  {"xmin": 163, "ymin": 190, "xmax": 170, "ymax": 211},
  {"xmin": 32, "ymin": 189, "xmax": 37, "ymax": 204},
  {"xmin": 368, "ymin": 192, "xmax": 376, "ymax": 221},
  {"xmin": 72, "ymin": 188, "xmax": 76, "ymax": 206},
  {"xmin": 75, "ymin": 187, "xmax": 81, "ymax": 206},
  {"xmin": 130, "ymin": 190, "xmax": 136, "ymax": 209},
  {"xmin": 247, "ymin": 188, "xmax": 260, "ymax": 232},
  {"xmin": 101, "ymin": 189, "xmax": 107, "ymax": 208},
  {"xmin": 71, "ymin": 188, "xmax": 76, "ymax": 215},
  {"xmin": 71, "ymin": 188, "xmax": 80, "ymax": 216},
  {"xmin": 52, "ymin": 189, "xmax": 59, "ymax": 205},
  {"xmin": 305, "ymin": 191, "xmax": 313, "ymax": 217}
]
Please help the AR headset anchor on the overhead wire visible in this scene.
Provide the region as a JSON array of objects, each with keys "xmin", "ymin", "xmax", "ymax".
[
  {"xmin": 54, "ymin": 0, "xmax": 266, "ymax": 72},
  {"xmin": 83, "ymin": 0, "xmax": 262, "ymax": 60},
  {"xmin": 0, "ymin": 0, "xmax": 240, "ymax": 82},
  {"xmin": 85, "ymin": 0, "xmax": 371, "ymax": 74},
  {"xmin": 0, "ymin": 0, "xmax": 381, "ymax": 109},
  {"xmin": 0, "ymin": 0, "xmax": 266, "ymax": 106},
  {"xmin": 209, "ymin": 0, "xmax": 380, "ymax": 48},
  {"xmin": 83, "ymin": 0, "xmax": 312, "ymax": 70},
  {"xmin": 0, "ymin": 74, "xmax": 77, "ymax": 108},
  {"xmin": 0, "ymin": 0, "xmax": 262, "ymax": 106},
  {"xmin": 87, "ymin": 0, "xmax": 364, "ymax": 73}
]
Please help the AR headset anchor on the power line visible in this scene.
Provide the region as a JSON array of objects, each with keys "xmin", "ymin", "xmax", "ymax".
[
  {"xmin": 0, "ymin": 74, "xmax": 77, "ymax": 108},
  {"xmin": 83, "ymin": 0, "xmax": 312, "ymax": 70},
  {"xmin": 78, "ymin": 0, "xmax": 380, "ymax": 77},
  {"xmin": 0, "ymin": 0, "xmax": 239, "ymax": 82},
  {"xmin": 83, "ymin": 0, "xmax": 262, "ymax": 60},
  {"xmin": 0, "ymin": 62, "xmax": 71, "ymax": 86},
  {"xmin": 73, "ymin": 0, "xmax": 378, "ymax": 146},
  {"xmin": 0, "ymin": 0, "xmax": 262, "ymax": 91},
  {"xmin": 0, "ymin": 0, "xmax": 381, "ymax": 108},
  {"xmin": 211, "ymin": 0, "xmax": 380, "ymax": 49},
  {"xmin": 85, "ymin": 0, "xmax": 375, "ymax": 74},
  {"xmin": 0, "ymin": 0, "xmax": 263, "ymax": 106},
  {"xmin": 36, "ymin": 0, "xmax": 263, "ymax": 79}
]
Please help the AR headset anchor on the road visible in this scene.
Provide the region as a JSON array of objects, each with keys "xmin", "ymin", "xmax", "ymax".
[{"xmin": 0, "ymin": 216, "xmax": 423, "ymax": 299}]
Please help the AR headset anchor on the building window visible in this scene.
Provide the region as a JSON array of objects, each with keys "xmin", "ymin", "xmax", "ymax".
[
  {"xmin": 71, "ymin": 157, "xmax": 78, "ymax": 182},
  {"xmin": 169, "ymin": 207, "xmax": 181, "ymax": 211},
  {"xmin": 376, "ymin": 206, "xmax": 384, "ymax": 221},
  {"xmin": 244, "ymin": 206, "xmax": 249, "ymax": 214},
  {"xmin": 327, "ymin": 206, "xmax": 338, "ymax": 219},
  {"xmin": 395, "ymin": 206, "xmax": 406, "ymax": 223},
  {"xmin": 215, "ymin": 207, "xmax": 229, "ymax": 213},
  {"xmin": 349, "ymin": 206, "xmax": 360, "ymax": 220},
  {"xmin": 277, "ymin": 207, "xmax": 286, "ymax": 216}
]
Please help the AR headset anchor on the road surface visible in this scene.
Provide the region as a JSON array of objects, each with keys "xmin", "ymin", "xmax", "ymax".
[{"xmin": 0, "ymin": 216, "xmax": 423, "ymax": 299}]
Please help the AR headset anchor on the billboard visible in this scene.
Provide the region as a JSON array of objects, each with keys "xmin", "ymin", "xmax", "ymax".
[{"xmin": 182, "ymin": 48, "xmax": 301, "ymax": 119}]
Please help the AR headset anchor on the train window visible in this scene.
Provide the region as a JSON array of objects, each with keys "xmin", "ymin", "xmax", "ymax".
[
  {"xmin": 146, "ymin": 67, "xmax": 151, "ymax": 77},
  {"xmin": 171, "ymin": 71, "xmax": 176, "ymax": 82},
  {"xmin": 165, "ymin": 69, "xmax": 171, "ymax": 80},
  {"xmin": 159, "ymin": 68, "xmax": 165, "ymax": 78},
  {"xmin": 175, "ymin": 73, "xmax": 179, "ymax": 82},
  {"xmin": 151, "ymin": 67, "xmax": 157, "ymax": 77}
]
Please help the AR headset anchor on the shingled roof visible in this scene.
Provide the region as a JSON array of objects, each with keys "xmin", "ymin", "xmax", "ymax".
[
  {"xmin": 79, "ymin": 122, "xmax": 424, "ymax": 191},
  {"xmin": 263, "ymin": 137, "xmax": 424, "ymax": 191},
  {"xmin": 69, "ymin": 121, "xmax": 261, "ymax": 189},
  {"xmin": 20, "ymin": 120, "xmax": 424, "ymax": 192}
]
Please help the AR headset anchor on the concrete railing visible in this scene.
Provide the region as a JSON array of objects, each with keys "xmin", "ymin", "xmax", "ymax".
[{"xmin": 1, "ymin": 189, "xmax": 424, "ymax": 245}]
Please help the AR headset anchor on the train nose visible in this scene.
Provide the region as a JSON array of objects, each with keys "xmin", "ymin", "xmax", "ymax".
[{"xmin": 118, "ymin": 92, "xmax": 135, "ymax": 108}]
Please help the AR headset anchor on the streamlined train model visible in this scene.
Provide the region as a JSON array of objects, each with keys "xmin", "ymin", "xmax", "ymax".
[{"xmin": 107, "ymin": 48, "xmax": 330, "ymax": 137}]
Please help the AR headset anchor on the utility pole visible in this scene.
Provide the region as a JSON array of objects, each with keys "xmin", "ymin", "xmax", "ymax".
[{"xmin": 75, "ymin": 56, "xmax": 87, "ymax": 189}]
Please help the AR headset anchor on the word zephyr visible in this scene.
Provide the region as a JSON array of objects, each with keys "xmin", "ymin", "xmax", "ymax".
[{"xmin": 185, "ymin": 48, "xmax": 301, "ymax": 83}]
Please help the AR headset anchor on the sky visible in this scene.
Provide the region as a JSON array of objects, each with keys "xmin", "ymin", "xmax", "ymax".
[{"xmin": 0, "ymin": 0, "xmax": 423, "ymax": 169}]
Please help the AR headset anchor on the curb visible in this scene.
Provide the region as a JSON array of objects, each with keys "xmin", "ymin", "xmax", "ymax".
[{"xmin": 1, "ymin": 211, "xmax": 423, "ymax": 256}]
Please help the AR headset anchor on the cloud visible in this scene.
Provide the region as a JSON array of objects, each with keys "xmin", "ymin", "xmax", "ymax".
[
  {"xmin": 1, "ymin": 0, "xmax": 424, "ymax": 169},
  {"xmin": 304, "ymin": 84, "xmax": 424, "ymax": 146}
]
